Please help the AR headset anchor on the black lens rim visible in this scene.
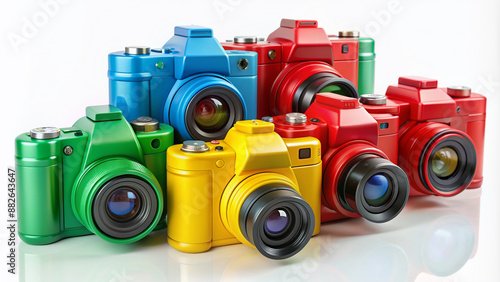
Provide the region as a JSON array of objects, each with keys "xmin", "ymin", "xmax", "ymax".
[
  {"xmin": 238, "ymin": 185, "xmax": 315, "ymax": 260},
  {"xmin": 92, "ymin": 176, "xmax": 159, "ymax": 239},
  {"xmin": 419, "ymin": 131, "xmax": 476, "ymax": 193},
  {"xmin": 292, "ymin": 72, "xmax": 360, "ymax": 113},
  {"xmin": 185, "ymin": 86, "xmax": 244, "ymax": 141},
  {"xmin": 337, "ymin": 154, "xmax": 409, "ymax": 223}
]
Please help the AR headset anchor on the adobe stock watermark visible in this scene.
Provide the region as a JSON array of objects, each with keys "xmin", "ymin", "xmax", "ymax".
[
  {"xmin": 7, "ymin": 0, "xmax": 72, "ymax": 53},
  {"xmin": 213, "ymin": 0, "xmax": 242, "ymax": 20},
  {"xmin": 474, "ymin": 74, "xmax": 500, "ymax": 97},
  {"xmin": 360, "ymin": 0, "xmax": 403, "ymax": 38}
]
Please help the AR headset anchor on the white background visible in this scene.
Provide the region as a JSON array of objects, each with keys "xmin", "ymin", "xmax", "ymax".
[{"xmin": 1, "ymin": 0, "xmax": 499, "ymax": 281}]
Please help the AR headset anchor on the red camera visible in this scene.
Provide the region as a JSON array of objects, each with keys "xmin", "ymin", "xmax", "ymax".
[
  {"xmin": 222, "ymin": 19, "xmax": 360, "ymax": 118},
  {"xmin": 360, "ymin": 76, "xmax": 486, "ymax": 197},
  {"xmin": 270, "ymin": 93, "xmax": 410, "ymax": 223}
]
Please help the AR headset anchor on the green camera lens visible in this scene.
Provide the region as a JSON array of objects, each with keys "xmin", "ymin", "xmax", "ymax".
[
  {"xmin": 194, "ymin": 96, "xmax": 230, "ymax": 133},
  {"xmin": 431, "ymin": 147, "xmax": 459, "ymax": 178},
  {"xmin": 73, "ymin": 158, "xmax": 163, "ymax": 243}
]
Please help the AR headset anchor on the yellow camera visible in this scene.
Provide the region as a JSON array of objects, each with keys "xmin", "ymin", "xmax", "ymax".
[{"xmin": 166, "ymin": 120, "xmax": 322, "ymax": 259}]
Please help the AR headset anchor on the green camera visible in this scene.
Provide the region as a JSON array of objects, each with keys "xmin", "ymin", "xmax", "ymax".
[{"xmin": 15, "ymin": 105, "xmax": 174, "ymax": 245}]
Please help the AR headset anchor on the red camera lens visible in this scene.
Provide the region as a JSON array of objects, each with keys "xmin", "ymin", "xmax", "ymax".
[
  {"xmin": 323, "ymin": 143, "xmax": 409, "ymax": 223},
  {"xmin": 431, "ymin": 146, "xmax": 459, "ymax": 178},
  {"xmin": 364, "ymin": 174, "xmax": 391, "ymax": 207},
  {"xmin": 273, "ymin": 63, "xmax": 359, "ymax": 115},
  {"xmin": 194, "ymin": 96, "xmax": 230, "ymax": 133},
  {"xmin": 399, "ymin": 122, "xmax": 476, "ymax": 196}
]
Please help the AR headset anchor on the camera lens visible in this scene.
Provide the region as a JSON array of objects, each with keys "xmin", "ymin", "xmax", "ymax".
[
  {"xmin": 92, "ymin": 176, "xmax": 159, "ymax": 239},
  {"xmin": 193, "ymin": 96, "xmax": 230, "ymax": 133},
  {"xmin": 265, "ymin": 209, "xmax": 290, "ymax": 235},
  {"xmin": 185, "ymin": 86, "xmax": 244, "ymax": 141},
  {"xmin": 239, "ymin": 185, "xmax": 315, "ymax": 260},
  {"xmin": 400, "ymin": 123, "xmax": 478, "ymax": 196},
  {"xmin": 431, "ymin": 146, "xmax": 459, "ymax": 178},
  {"xmin": 337, "ymin": 154, "xmax": 409, "ymax": 223},
  {"xmin": 292, "ymin": 73, "xmax": 359, "ymax": 113},
  {"xmin": 364, "ymin": 174, "xmax": 391, "ymax": 207},
  {"xmin": 73, "ymin": 159, "xmax": 163, "ymax": 243},
  {"xmin": 106, "ymin": 189, "xmax": 140, "ymax": 221}
]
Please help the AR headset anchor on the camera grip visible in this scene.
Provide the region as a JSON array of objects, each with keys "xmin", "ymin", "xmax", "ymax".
[
  {"xmin": 16, "ymin": 163, "xmax": 62, "ymax": 245},
  {"xmin": 167, "ymin": 168, "xmax": 213, "ymax": 253}
]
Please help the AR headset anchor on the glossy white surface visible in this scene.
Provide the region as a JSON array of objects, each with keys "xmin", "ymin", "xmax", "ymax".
[{"xmin": 16, "ymin": 189, "xmax": 484, "ymax": 282}]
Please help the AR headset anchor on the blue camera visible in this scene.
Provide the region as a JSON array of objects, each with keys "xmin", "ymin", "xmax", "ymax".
[{"xmin": 108, "ymin": 26, "xmax": 257, "ymax": 141}]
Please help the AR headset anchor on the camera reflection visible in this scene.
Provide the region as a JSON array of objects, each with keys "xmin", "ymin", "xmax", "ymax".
[{"xmin": 19, "ymin": 189, "xmax": 480, "ymax": 282}]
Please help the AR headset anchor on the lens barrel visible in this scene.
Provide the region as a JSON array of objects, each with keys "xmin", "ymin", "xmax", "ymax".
[
  {"xmin": 93, "ymin": 176, "xmax": 158, "ymax": 239},
  {"xmin": 292, "ymin": 73, "xmax": 359, "ymax": 113},
  {"xmin": 337, "ymin": 154, "xmax": 409, "ymax": 223},
  {"xmin": 238, "ymin": 185, "xmax": 315, "ymax": 259},
  {"xmin": 399, "ymin": 122, "xmax": 477, "ymax": 196},
  {"xmin": 419, "ymin": 131, "xmax": 476, "ymax": 194},
  {"xmin": 73, "ymin": 158, "xmax": 163, "ymax": 243},
  {"xmin": 185, "ymin": 86, "xmax": 244, "ymax": 141}
]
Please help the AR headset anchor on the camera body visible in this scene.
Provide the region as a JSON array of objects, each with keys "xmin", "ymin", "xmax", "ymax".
[
  {"xmin": 15, "ymin": 105, "xmax": 174, "ymax": 245},
  {"xmin": 167, "ymin": 120, "xmax": 322, "ymax": 259},
  {"xmin": 360, "ymin": 76, "xmax": 486, "ymax": 196},
  {"xmin": 109, "ymin": 25, "xmax": 257, "ymax": 141},
  {"xmin": 270, "ymin": 93, "xmax": 409, "ymax": 223},
  {"xmin": 222, "ymin": 19, "xmax": 374, "ymax": 118}
]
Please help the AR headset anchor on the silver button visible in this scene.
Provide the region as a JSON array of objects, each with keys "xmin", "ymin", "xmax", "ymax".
[
  {"xmin": 30, "ymin": 127, "xmax": 60, "ymax": 139},
  {"xmin": 181, "ymin": 140, "xmax": 210, "ymax": 153},
  {"xmin": 130, "ymin": 117, "xmax": 160, "ymax": 133},
  {"xmin": 286, "ymin": 113, "xmax": 307, "ymax": 124},
  {"xmin": 261, "ymin": 116, "xmax": 274, "ymax": 123},
  {"xmin": 447, "ymin": 86, "xmax": 471, "ymax": 98},
  {"xmin": 234, "ymin": 36, "xmax": 257, "ymax": 44},
  {"xmin": 125, "ymin": 46, "xmax": 151, "ymax": 55},
  {"xmin": 359, "ymin": 94, "xmax": 387, "ymax": 105}
]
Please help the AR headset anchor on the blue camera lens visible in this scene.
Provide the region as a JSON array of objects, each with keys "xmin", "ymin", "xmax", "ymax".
[
  {"xmin": 364, "ymin": 174, "xmax": 391, "ymax": 207},
  {"xmin": 107, "ymin": 189, "xmax": 140, "ymax": 220},
  {"xmin": 265, "ymin": 209, "xmax": 290, "ymax": 235},
  {"xmin": 194, "ymin": 96, "xmax": 230, "ymax": 133}
]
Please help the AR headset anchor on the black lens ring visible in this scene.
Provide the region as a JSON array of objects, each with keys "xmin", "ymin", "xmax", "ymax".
[
  {"xmin": 292, "ymin": 72, "xmax": 360, "ymax": 113},
  {"xmin": 92, "ymin": 176, "xmax": 159, "ymax": 239},
  {"xmin": 337, "ymin": 154, "xmax": 409, "ymax": 223},
  {"xmin": 238, "ymin": 185, "xmax": 315, "ymax": 259},
  {"xmin": 419, "ymin": 131, "xmax": 476, "ymax": 193},
  {"xmin": 185, "ymin": 86, "xmax": 244, "ymax": 141}
]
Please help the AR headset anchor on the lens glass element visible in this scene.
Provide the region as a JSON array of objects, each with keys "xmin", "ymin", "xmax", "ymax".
[
  {"xmin": 106, "ymin": 189, "xmax": 140, "ymax": 221},
  {"xmin": 265, "ymin": 209, "xmax": 290, "ymax": 235},
  {"xmin": 318, "ymin": 84, "xmax": 353, "ymax": 97},
  {"xmin": 364, "ymin": 174, "xmax": 391, "ymax": 207},
  {"xmin": 431, "ymin": 147, "xmax": 459, "ymax": 178},
  {"xmin": 193, "ymin": 96, "xmax": 230, "ymax": 133}
]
